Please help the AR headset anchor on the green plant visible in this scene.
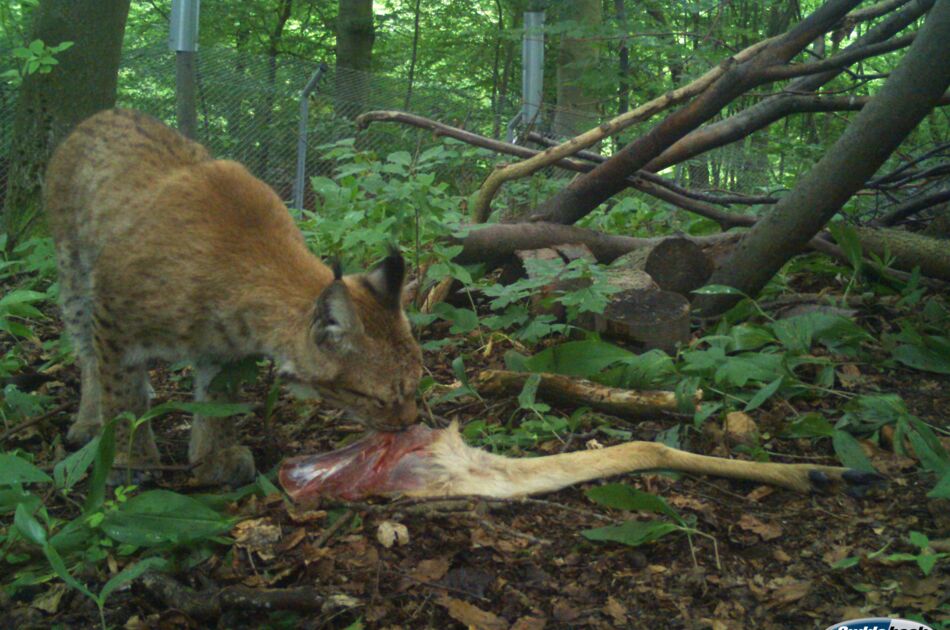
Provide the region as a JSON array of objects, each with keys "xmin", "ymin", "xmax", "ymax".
[
  {"xmin": 582, "ymin": 483, "xmax": 719, "ymax": 569},
  {"xmin": 3, "ymin": 38, "xmax": 73, "ymax": 86},
  {"xmin": 0, "ymin": 403, "xmax": 267, "ymax": 628},
  {"xmin": 834, "ymin": 531, "xmax": 948, "ymax": 576}
]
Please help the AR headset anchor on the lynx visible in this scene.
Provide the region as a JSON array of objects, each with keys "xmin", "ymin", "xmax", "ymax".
[{"xmin": 44, "ymin": 108, "xmax": 423, "ymax": 486}]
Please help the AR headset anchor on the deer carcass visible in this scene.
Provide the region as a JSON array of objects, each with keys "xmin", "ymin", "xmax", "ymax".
[{"xmin": 279, "ymin": 422, "xmax": 880, "ymax": 502}]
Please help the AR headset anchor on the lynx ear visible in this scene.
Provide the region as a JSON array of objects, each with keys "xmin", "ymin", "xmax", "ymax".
[
  {"xmin": 362, "ymin": 252, "xmax": 406, "ymax": 310},
  {"xmin": 313, "ymin": 281, "xmax": 363, "ymax": 347}
]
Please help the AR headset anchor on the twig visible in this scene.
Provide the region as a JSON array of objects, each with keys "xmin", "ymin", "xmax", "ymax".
[
  {"xmin": 140, "ymin": 573, "xmax": 357, "ymax": 620},
  {"xmin": 313, "ymin": 508, "xmax": 355, "ymax": 547},
  {"xmin": 0, "ymin": 402, "xmax": 72, "ymax": 443}
]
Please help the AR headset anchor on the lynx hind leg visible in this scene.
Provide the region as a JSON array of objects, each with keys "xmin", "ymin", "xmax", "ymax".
[
  {"xmin": 55, "ymin": 243, "xmax": 102, "ymax": 445},
  {"xmin": 188, "ymin": 362, "xmax": 256, "ymax": 487}
]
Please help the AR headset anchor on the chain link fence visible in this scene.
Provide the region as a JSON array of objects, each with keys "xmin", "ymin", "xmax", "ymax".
[{"xmin": 0, "ymin": 42, "xmax": 778, "ymax": 216}]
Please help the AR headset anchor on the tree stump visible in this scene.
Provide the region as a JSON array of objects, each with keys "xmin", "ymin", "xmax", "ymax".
[
  {"xmin": 610, "ymin": 236, "xmax": 713, "ymax": 296},
  {"xmin": 588, "ymin": 288, "xmax": 691, "ymax": 353}
]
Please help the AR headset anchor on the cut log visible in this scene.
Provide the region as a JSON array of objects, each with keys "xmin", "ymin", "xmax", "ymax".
[
  {"xmin": 472, "ymin": 369, "xmax": 701, "ymax": 418},
  {"xmin": 610, "ymin": 236, "xmax": 713, "ymax": 296},
  {"xmin": 588, "ymin": 288, "xmax": 691, "ymax": 353},
  {"xmin": 504, "ymin": 244, "xmax": 687, "ymax": 351}
]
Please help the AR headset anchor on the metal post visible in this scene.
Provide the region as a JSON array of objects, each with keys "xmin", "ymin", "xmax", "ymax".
[
  {"xmin": 293, "ymin": 63, "xmax": 328, "ymax": 211},
  {"xmin": 506, "ymin": 11, "xmax": 544, "ymax": 143},
  {"xmin": 522, "ymin": 11, "xmax": 545, "ymax": 123},
  {"xmin": 169, "ymin": 0, "xmax": 200, "ymax": 139}
]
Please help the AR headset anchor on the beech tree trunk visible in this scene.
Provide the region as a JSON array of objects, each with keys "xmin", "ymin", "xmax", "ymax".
[
  {"xmin": 694, "ymin": 0, "xmax": 950, "ymax": 316},
  {"xmin": 552, "ymin": 0, "xmax": 602, "ymax": 138},
  {"xmin": 3, "ymin": 0, "xmax": 131, "ymax": 247},
  {"xmin": 335, "ymin": 0, "xmax": 375, "ymax": 118}
]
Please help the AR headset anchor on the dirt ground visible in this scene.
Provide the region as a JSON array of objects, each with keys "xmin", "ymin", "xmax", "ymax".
[{"xmin": 2, "ymin": 306, "xmax": 949, "ymax": 630}]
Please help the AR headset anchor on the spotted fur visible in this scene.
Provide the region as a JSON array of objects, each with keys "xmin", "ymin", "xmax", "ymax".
[{"xmin": 44, "ymin": 109, "xmax": 422, "ymax": 486}]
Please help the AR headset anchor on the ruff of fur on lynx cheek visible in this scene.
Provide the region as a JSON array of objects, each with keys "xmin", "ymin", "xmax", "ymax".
[{"xmin": 279, "ymin": 422, "xmax": 883, "ymax": 502}]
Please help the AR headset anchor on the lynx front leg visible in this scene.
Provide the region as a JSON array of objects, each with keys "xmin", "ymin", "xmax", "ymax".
[
  {"xmin": 188, "ymin": 362, "xmax": 256, "ymax": 487},
  {"xmin": 66, "ymin": 353, "xmax": 103, "ymax": 445}
]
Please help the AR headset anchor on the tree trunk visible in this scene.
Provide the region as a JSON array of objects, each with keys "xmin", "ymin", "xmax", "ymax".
[
  {"xmin": 404, "ymin": 0, "xmax": 422, "ymax": 110},
  {"xmin": 552, "ymin": 0, "xmax": 602, "ymax": 139},
  {"xmin": 3, "ymin": 0, "xmax": 131, "ymax": 246},
  {"xmin": 614, "ymin": 0, "xmax": 629, "ymax": 116},
  {"xmin": 335, "ymin": 0, "xmax": 375, "ymax": 118},
  {"xmin": 694, "ymin": 0, "xmax": 950, "ymax": 316},
  {"xmin": 259, "ymin": 0, "xmax": 293, "ymax": 180}
]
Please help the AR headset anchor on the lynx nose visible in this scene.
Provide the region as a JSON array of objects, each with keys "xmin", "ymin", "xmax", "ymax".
[{"xmin": 394, "ymin": 398, "xmax": 419, "ymax": 428}]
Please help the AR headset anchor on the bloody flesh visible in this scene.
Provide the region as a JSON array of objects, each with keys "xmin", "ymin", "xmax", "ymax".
[{"xmin": 279, "ymin": 424, "xmax": 437, "ymax": 501}]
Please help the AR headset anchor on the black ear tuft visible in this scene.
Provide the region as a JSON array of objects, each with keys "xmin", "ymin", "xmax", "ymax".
[
  {"xmin": 331, "ymin": 259, "xmax": 343, "ymax": 281},
  {"xmin": 363, "ymin": 251, "xmax": 406, "ymax": 309}
]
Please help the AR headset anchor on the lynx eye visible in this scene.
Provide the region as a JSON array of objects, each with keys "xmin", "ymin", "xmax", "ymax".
[{"xmin": 342, "ymin": 387, "xmax": 387, "ymax": 408}]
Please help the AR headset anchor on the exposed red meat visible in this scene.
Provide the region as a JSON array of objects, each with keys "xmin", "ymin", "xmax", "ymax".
[{"xmin": 279, "ymin": 425, "xmax": 437, "ymax": 501}]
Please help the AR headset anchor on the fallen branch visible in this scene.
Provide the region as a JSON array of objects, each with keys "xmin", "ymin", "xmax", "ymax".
[
  {"xmin": 357, "ymin": 110, "xmax": 763, "ymax": 227},
  {"xmin": 471, "ymin": 33, "xmax": 785, "ymax": 222},
  {"xmin": 0, "ymin": 402, "xmax": 72, "ymax": 444},
  {"xmin": 451, "ymin": 222, "xmax": 741, "ymax": 266},
  {"xmin": 473, "ymin": 369, "xmax": 701, "ymax": 418},
  {"xmin": 874, "ymin": 186, "xmax": 950, "ymax": 226},
  {"xmin": 140, "ymin": 573, "xmax": 358, "ymax": 620}
]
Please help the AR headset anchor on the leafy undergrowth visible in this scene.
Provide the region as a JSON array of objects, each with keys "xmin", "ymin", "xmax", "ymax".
[
  {"xmin": 2, "ymin": 244, "xmax": 949, "ymax": 629},
  {"xmin": 0, "ymin": 147, "xmax": 948, "ymax": 628}
]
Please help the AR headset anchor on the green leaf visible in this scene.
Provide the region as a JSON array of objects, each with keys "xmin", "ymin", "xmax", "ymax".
[
  {"xmin": 53, "ymin": 435, "xmax": 100, "ymax": 490},
  {"xmin": 0, "ymin": 454, "xmax": 53, "ymax": 485},
  {"xmin": 916, "ymin": 554, "xmax": 939, "ymax": 576},
  {"xmin": 98, "ymin": 557, "xmax": 167, "ymax": 605},
  {"xmin": 783, "ymin": 413, "xmax": 834, "ymax": 439},
  {"xmin": 586, "ymin": 484, "xmax": 684, "ymax": 525},
  {"xmin": 99, "ymin": 490, "xmax": 233, "ymax": 546},
  {"xmin": 142, "ymin": 400, "xmax": 252, "ymax": 421},
  {"xmin": 523, "ymin": 340, "xmax": 634, "ymax": 378},
  {"xmin": 744, "ymin": 377, "xmax": 783, "ymax": 412},
  {"xmin": 431, "ymin": 303, "xmax": 479, "ymax": 334},
  {"xmin": 902, "ymin": 416, "xmax": 950, "ymax": 474},
  {"xmin": 14, "ymin": 503, "xmax": 47, "ymax": 546},
  {"xmin": 256, "ymin": 473, "xmax": 281, "ymax": 497},
  {"xmin": 517, "ymin": 373, "xmax": 548, "ymax": 412},
  {"xmin": 0, "ymin": 487, "xmax": 40, "ymax": 514},
  {"xmin": 891, "ymin": 344, "xmax": 950, "ymax": 374},
  {"xmin": 908, "ymin": 531, "xmax": 930, "ymax": 549},
  {"xmin": 582, "ymin": 520, "xmax": 682, "ymax": 547},
  {"xmin": 42, "ymin": 541, "xmax": 95, "ymax": 601},
  {"xmin": 927, "ymin": 470, "xmax": 950, "ymax": 499},
  {"xmin": 714, "ymin": 353, "xmax": 784, "ymax": 388},
  {"xmin": 727, "ymin": 324, "xmax": 776, "ymax": 352},
  {"xmin": 832, "ymin": 556, "xmax": 860, "ymax": 569},
  {"xmin": 828, "ymin": 222, "xmax": 863, "ymax": 272},
  {"xmin": 85, "ymin": 421, "xmax": 115, "ymax": 513},
  {"xmin": 387, "ymin": 150, "xmax": 412, "ymax": 166},
  {"xmin": 832, "ymin": 430, "xmax": 876, "ymax": 472}
]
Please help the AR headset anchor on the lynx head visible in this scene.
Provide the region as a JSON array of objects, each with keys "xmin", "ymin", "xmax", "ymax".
[{"xmin": 280, "ymin": 252, "xmax": 423, "ymax": 431}]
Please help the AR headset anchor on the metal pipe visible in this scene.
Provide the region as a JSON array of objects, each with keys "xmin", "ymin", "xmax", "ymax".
[
  {"xmin": 170, "ymin": 0, "xmax": 200, "ymax": 139},
  {"xmin": 293, "ymin": 63, "xmax": 328, "ymax": 211},
  {"xmin": 522, "ymin": 11, "xmax": 545, "ymax": 123}
]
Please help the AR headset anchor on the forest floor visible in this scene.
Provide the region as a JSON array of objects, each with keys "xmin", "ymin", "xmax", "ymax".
[{"xmin": 2, "ymin": 293, "xmax": 949, "ymax": 630}]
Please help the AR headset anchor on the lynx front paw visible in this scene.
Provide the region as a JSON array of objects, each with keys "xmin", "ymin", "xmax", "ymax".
[
  {"xmin": 193, "ymin": 445, "xmax": 256, "ymax": 488},
  {"xmin": 66, "ymin": 419, "xmax": 101, "ymax": 446}
]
